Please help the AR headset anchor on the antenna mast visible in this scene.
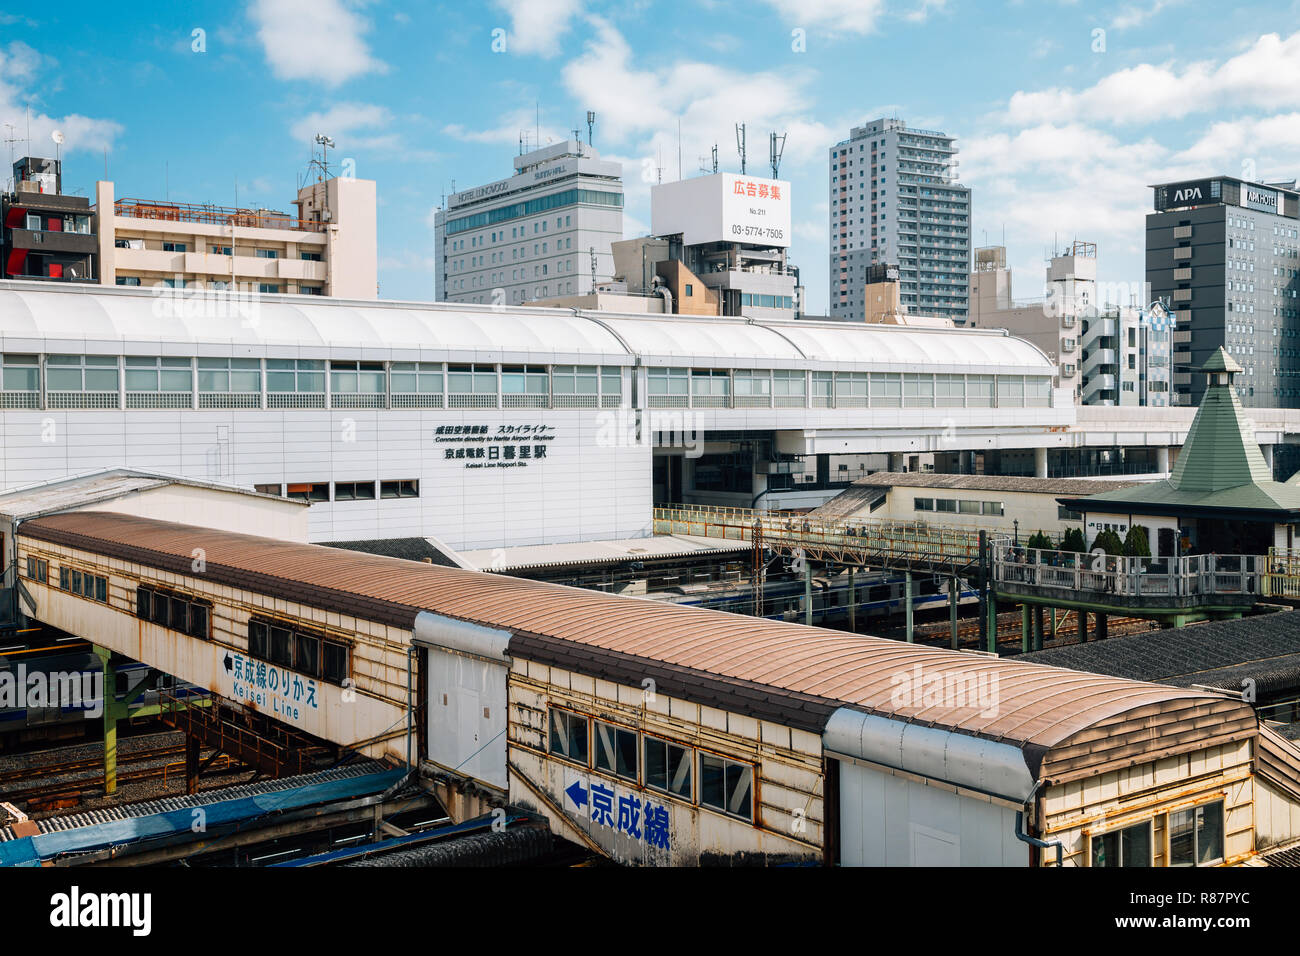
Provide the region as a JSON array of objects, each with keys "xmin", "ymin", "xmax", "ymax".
[
  {"xmin": 586, "ymin": 110, "xmax": 595, "ymax": 147},
  {"xmin": 735, "ymin": 124, "xmax": 746, "ymax": 175},
  {"xmin": 769, "ymin": 131, "xmax": 786, "ymax": 178}
]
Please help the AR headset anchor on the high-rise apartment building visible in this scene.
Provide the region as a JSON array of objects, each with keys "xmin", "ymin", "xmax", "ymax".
[
  {"xmin": 970, "ymin": 243, "xmax": 1173, "ymax": 406},
  {"xmin": 829, "ymin": 118, "xmax": 970, "ymax": 322},
  {"xmin": 1147, "ymin": 176, "xmax": 1300, "ymax": 407},
  {"xmin": 434, "ymin": 139, "xmax": 624, "ymax": 306}
]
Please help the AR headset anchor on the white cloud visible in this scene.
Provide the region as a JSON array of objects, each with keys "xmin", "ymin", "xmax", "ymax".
[
  {"xmin": 1111, "ymin": 0, "xmax": 1184, "ymax": 30},
  {"xmin": 760, "ymin": 0, "xmax": 885, "ymax": 34},
  {"xmin": 493, "ymin": 0, "xmax": 584, "ymax": 57},
  {"xmin": 443, "ymin": 107, "xmax": 567, "ymax": 147},
  {"xmin": 1005, "ymin": 30, "xmax": 1300, "ymax": 126},
  {"xmin": 0, "ymin": 43, "xmax": 121, "ymax": 160},
  {"xmin": 290, "ymin": 102, "xmax": 400, "ymax": 153},
  {"xmin": 249, "ymin": 0, "xmax": 387, "ymax": 87}
]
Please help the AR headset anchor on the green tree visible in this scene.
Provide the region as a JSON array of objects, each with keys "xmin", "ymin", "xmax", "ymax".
[
  {"xmin": 1027, "ymin": 530, "xmax": 1053, "ymax": 551},
  {"xmin": 1092, "ymin": 529, "xmax": 1124, "ymax": 555},
  {"xmin": 1123, "ymin": 525, "xmax": 1151, "ymax": 558},
  {"xmin": 1061, "ymin": 527, "xmax": 1087, "ymax": 554}
]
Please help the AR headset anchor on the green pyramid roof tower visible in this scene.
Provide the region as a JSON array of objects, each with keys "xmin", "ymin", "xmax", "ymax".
[
  {"xmin": 1058, "ymin": 347, "xmax": 1300, "ymax": 518},
  {"xmin": 1167, "ymin": 348, "xmax": 1273, "ymax": 492}
]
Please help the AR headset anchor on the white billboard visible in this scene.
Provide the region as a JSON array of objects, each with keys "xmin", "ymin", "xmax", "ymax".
[{"xmin": 652, "ymin": 173, "xmax": 791, "ymax": 248}]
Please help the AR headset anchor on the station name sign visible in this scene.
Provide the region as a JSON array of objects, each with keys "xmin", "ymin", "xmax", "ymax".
[{"xmin": 435, "ymin": 423, "xmax": 556, "ymax": 468}]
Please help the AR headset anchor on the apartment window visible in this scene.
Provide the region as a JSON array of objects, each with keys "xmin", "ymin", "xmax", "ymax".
[
  {"xmin": 936, "ymin": 374, "xmax": 965, "ymax": 407},
  {"xmin": 115, "ymin": 276, "xmax": 142, "ymax": 286},
  {"xmin": 1091, "ymin": 820, "xmax": 1153, "ymax": 867},
  {"xmin": 24, "ymin": 556, "xmax": 48, "ymax": 584},
  {"xmin": 45, "ymin": 355, "xmax": 119, "ymax": 407},
  {"xmin": 959, "ymin": 500, "xmax": 981, "ymax": 515},
  {"xmin": 286, "ymin": 482, "xmax": 330, "ymax": 502},
  {"xmin": 330, "ymin": 361, "xmax": 386, "ymax": 402},
  {"xmin": 936, "ymin": 499, "xmax": 958, "ymax": 513},
  {"xmin": 210, "ymin": 245, "xmax": 232, "ymax": 255},
  {"xmin": 255, "ymin": 249, "xmax": 279, "ymax": 259},
  {"xmin": 1, "ymin": 353, "xmax": 38, "ymax": 407},
  {"xmin": 161, "ymin": 241, "xmax": 187, "ymax": 253},
  {"xmin": 390, "ymin": 362, "xmax": 444, "ymax": 406},
  {"xmin": 254, "ymin": 483, "xmax": 283, "ymax": 496},
  {"xmin": 733, "ymin": 369, "xmax": 772, "ymax": 404},
  {"xmin": 644, "ymin": 736, "xmax": 693, "ymax": 799},
  {"xmin": 380, "ymin": 479, "xmax": 419, "ymax": 499},
  {"xmin": 1169, "ymin": 801, "xmax": 1225, "ymax": 867},
  {"xmin": 967, "ymin": 374, "xmax": 994, "ymax": 407},
  {"xmin": 247, "ymin": 617, "xmax": 350, "ymax": 686},
  {"xmin": 914, "ymin": 497, "xmax": 935, "ymax": 512},
  {"xmin": 333, "ymin": 481, "xmax": 376, "ymax": 501},
  {"xmin": 135, "ymin": 584, "xmax": 210, "ymax": 638},
  {"xmin": 266, "ymin": 359, "xmax": 325, "ymax": 394},
  {"xmin": 699, "ymin": 752, "xmax": 753, "ymax": 821},
  {"xmin": 501, "ymin": 364, "xmax": 549, "ymax": 406},
  {"xmin": 125, "ymin": 356, "xmax": 193, "ymax": 393},
  {"xmin": 593, "ymin": 720, "xmax": 638, "ymax": 782},
  {"xmin": 648, "ymin": 367, "xmax": 689, "ymax": 404},
  {"xmin": 548, "ymin": 707, "xmax": 589, "ymax": 765},
  {"xmin": 691, "ymin": 368, "xmax": 730, "ymax": 406},
  {"xmin": 197, "ymin": 357, "xmax": 261, "ymax": 407},
  {"xmin": 773, "ymin": 369, "xmax": 806, "ymax": 405},
  {"xmin": 301, "ymin": 252, "xmax": 322, "ymax": 261},
  {"xmin": 870, "ymin": 372, "xmax": 901, "ymax": 407},
  {"xmin": 903, "ymin": 373, "xmax": 934, "ymax": 407},
  {"xmin": 299, "ymin": 285, "xmax": 324, "ymax": 295}
]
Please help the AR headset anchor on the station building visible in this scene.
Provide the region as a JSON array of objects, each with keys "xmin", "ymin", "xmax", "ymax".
[{"xmin": 0, "ymin": 279, "xmax": 1072, "ymax": 549}]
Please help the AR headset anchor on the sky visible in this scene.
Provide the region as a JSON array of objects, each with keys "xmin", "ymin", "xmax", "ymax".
[{"xmin": 3, "ymin": 0, "xmax": 1300, "ymax": 313}]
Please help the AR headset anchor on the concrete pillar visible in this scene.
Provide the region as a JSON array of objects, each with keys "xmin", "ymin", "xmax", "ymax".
[
  {"xmin": 1097, "ymin": 613, "xmax": 1109, "ymax": 640},
  {"xmin": 904, "ymin": 572, "xmax": 914, "ymax": 642},
  {"xmin": 1155, "ymin": 445, "xmax": 1171, "ymax": 473},
  {"xmin": 848, "ymin": 567, "xmax": 856, "ymax": 633},
  {"xmin": 1079, "ymin": 609, "xmax": 1089, "ymax": 643},
  {"xmin": 804, "ymin": 560, "xmax": 813, "ymax": 626},
  {"xmin": 1021, "ymin": 604, "xmax": 1031, "ymax": 654},
  {"xmin": 949, "ymin": 577, "xmax": 959, "ymax": 650},
  {"xmin": 1034, "ymin": 447, "xmax": 1048, "ymax": 479},
  {"xmin": 986, "ymin": 593, "xmax": 998, "ymax": 654},
  {"xmin": 1033, "ymin": 606, "xmax": 1045, "ymax": 651},
  {"xmin": 1263, "ymin": 444, "xmax": 1275, "ymax": 476}
]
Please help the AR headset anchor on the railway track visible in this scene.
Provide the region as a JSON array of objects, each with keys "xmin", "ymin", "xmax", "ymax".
[{"xmin": 0, "ymin": 744, "xmax": 184, "ymax": 788}]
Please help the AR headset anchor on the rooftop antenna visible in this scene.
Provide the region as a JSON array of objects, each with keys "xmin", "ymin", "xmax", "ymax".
[
  {"xmin": 586, "ymin": 110, "xmax": 595, "ymax": 147},
  {"xmin": 677, "ymin": 118, "xmax": 682, "ymax": 181},
  {"xmin": 769, "ymin": 130, "xmax": 786, "ymax": 179},
  {"xmin": 2, "ymin": 124, "xmax": 17, "ymax": 191},
  {"xmin": 735, "ymin": 123, "xmax": 746, "ymax": 175},
  {"xmin": 589, "ymin": 245, "xmax": 597, "ymax": 289},
  {"xmin": 656, "ymin": 144, "xmax": 663, "ymax": 185},
  {"xmin": 51, "ymin": 130, "xmax": 63, "ymax": 187},
  {"xmin": 712, "ymin": 145, "xmax": 718, "ymax": 174},
  {"xmin": 535, "ymin": 100, "xmax": 539, "ymax": 152}
]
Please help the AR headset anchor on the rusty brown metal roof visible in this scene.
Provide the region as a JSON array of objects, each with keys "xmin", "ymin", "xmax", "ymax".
[{"xmin": 21, "ymin": 511, "xmax": 1243, "ymax": 753}]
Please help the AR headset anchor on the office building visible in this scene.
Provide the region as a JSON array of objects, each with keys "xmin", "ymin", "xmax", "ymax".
[
  {"xmin": 434, "ymin": 139, "xmax": 624, "ymax": 306},
  {"xmin": 1147, "ymin": 175, "xmax": 1300, "ymax": 407},
  {"xmin": 829, "ymin": 118, "xmax": 970, "ymax": 323}
]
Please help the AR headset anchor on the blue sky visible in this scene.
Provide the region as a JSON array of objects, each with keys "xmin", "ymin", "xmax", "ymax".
[{"xmin": 3, "ymin": 0, "xmax": 1300, "ymax": 312}]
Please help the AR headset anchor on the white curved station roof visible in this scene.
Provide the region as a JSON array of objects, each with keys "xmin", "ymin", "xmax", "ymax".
[{"xmin": 0, "ymin": 282, "xmax": 1054, "ymax": 375}]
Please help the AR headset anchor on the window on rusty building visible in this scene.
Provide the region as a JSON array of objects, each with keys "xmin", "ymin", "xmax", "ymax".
[
  {"xmin": 699, "ymin": 752, "xmax": 753, "ymax": 822},
  {"xmin": 1169, "ymin": 800, "xmax": 1225, "ymax": 867},
  {"xmin": 644, "ymin": 735, "xmax": 693, "ymax": 800},
  {"xmin": 1090, "ymin": 820, "xmax": 1152, "ymax": 867},
  {"xmin": 549, "ymin": 708, "xmax": 589, "ymax": 765},
  {"xmin": 593, "ymin": 720, "xmax": 638, "ymax": 782}
]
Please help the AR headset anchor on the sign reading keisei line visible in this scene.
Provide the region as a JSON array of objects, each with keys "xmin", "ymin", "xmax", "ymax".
[{"xmin": 565, "ymin": 778, "xmax": 671, "ymax": 851}]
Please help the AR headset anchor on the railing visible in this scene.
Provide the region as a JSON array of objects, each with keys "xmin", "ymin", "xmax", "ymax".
[
  {"xmin": 991, "ymin": 538, "xmax": 1265, "ymax": 601},
  {"xmin": 653, "ymin": 504, "xmax": 983, "ymax": 571},
  {"xmin": 115, "ymin": 198, "xmax": 327, "ymax": 233}
]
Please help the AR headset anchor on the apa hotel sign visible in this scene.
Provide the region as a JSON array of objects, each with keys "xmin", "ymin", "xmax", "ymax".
[{"xmin": 1242, "ymin": 184, "xmax": 1279, "ymax": 214}]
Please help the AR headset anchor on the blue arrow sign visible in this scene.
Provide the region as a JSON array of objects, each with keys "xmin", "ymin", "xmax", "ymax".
[{"xmin": 565, "ymin": 780, "xmax": 588, "ymax": 810}]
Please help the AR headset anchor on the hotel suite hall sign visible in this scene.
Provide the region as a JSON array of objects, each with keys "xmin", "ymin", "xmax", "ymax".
[{"xmin": 434, "ymin": 423, "xmax": 556, "ymax": 468}]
